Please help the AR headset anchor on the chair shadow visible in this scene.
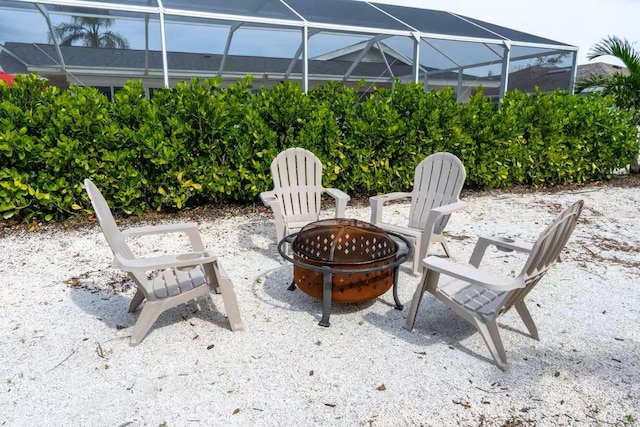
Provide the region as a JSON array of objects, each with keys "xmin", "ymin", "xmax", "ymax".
[
  {"xmin": 234, "ymin": 217, "xmax": 283, "ymax": 262},
  {"xmin": 363, "ymin": 301, "xmax": 498, "ymax": 366},
  {"xmin": 68, "ymin": 273, "xmax": 234, "ymax": 340},
  {"xmin": 499, "ymin": 323, "xmax": 537, "ymax": 339}
]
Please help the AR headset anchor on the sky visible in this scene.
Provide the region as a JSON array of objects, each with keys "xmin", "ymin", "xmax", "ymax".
[
  {"xmin": 1, "ymin": 0, "xmax": 639, "ymax": 67},
  {"xmin": 368, "ymin": 0, "xmax": 640, "ymax": 65}
]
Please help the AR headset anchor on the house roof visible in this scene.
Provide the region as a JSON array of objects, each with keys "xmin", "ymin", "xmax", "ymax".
[
  {"xmin": 0, "ymin": 49, "xmax": 28, "ymax": 74},
  {"xmin": 0, "ymin": 41, "xmax": 415, "ymax": 81},
  {"xmin": 576, "ymin": 62, "xmax": 629, "ymax": 80},
  {"xmin": 504, "ymin": 65, "xmax": 572, "ymax": 94},
  {"xmin": 481, "ymin": 62, "xmax": 629, "ymax": 96}
]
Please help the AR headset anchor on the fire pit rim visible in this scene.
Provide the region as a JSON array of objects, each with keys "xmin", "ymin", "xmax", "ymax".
[
  {"xmin": 292, "ymin": 218, "xmax": 396, "ymax": 265},
  {"xmin": 278, "ymin": 229, "xmax": 412, "ymax": 275}
]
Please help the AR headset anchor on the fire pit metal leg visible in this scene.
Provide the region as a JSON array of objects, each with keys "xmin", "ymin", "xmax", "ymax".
[
  {"xmin": 319, "ymin": 272, "xmax": 333, "ymax": 327},
  {"xmin": 392, "ymin": 265, "xmax": 403, "ymax": 310}
]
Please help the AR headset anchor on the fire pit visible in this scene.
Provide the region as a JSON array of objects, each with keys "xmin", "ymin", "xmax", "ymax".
[{"xmin": 278, "ymin": 218, "xmax": 411, "ymax": 326}]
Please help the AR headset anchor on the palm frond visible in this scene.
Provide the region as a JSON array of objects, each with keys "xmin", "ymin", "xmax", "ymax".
[
  {"xmin": 588, "ymin": 35, "xmax": 640, "ymax": 75},
  {"xmin": 49, "ymin": 16, "xmax": 128, "ymax": 49},
  {"xmin": 60, "ymin": 32, "xmax": 89, "ymax": 47},
  {"xmin": 71, "ymin": 16, "xmax": 114, "ymax": 29},
  {"xmin": 575, "ymin": 74, "xmax": 609, "ymax": 93},
  {"xmin": 100, "ymin": 32, "xmax": 130, "ymax": 49},
  {"xmin": 585, "ymin": 35, "xmax": 640, "ymax": 126}
]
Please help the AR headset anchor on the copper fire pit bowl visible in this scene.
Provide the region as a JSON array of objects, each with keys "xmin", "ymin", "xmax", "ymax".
[{"xmin": 292, "ymin": 219, "xmax": 398, "ymax": 303}]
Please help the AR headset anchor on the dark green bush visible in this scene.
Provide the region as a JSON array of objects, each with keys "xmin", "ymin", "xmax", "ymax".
[{"xmin": 0, "ymin": 74, "xmax": 637, "ymax": 222}]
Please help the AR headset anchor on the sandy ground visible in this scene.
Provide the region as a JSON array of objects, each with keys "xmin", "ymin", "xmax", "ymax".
[{"xmin": 0, "ymin": 184, "xmax": 639, "ymax": 426}]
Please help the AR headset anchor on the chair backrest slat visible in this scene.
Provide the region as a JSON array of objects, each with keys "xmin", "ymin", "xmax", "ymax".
[
  {"xmin": 409, "ymin": 152, "xmax": 466, "ymax": 233},
  {"xmin": 84, "ymin": 179, "xmax": 135, "ymax": 260},
  {"xmin": 498, "ymin": 200, "xmax": 584, "ymax": 313},
  {"xmin": 271, "ymin": 148, "xmax": 323, "ymax": 221},
  {"xmin": 498, "ymin": 200, "xmax": 583, "ymax": 315},
  {"xmin": 523, "ymin": 200, "xmax": 583, "ymax": 282}
]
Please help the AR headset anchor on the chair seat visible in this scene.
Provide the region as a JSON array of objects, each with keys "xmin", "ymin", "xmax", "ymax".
[
  {"xmin": 437, "ymin": 274, "xmax": 505, "ymax": 317},
  {"xmin": 286, "ymin": 220, "xmax": 315, "ymax": 236},
  {"xmin": 150, "ymin": 266, "xmax": 208, "ymax": 301},
  {"xmin": 375, "ymin": 222, "xmax": 421, "ymax": 240}
]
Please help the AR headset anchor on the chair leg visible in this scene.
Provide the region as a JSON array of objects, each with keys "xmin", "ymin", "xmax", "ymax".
[
  {"xmin": 432, "ymin": 233, "xmax": 452, "ymax": 258},
  {"xmin": 414, "ymin": 235, "xmax": 451, "ymax": 274},
  {"xmin": 128, "ymin": 289, "xmax": 146, "ymax": 313},
  {"xmin": 475, "ymin": 319, "xmax": 508, "ymax": 370},
  {"xmin": 515, "ymin": 301, "xmax": 539, "ymax": 340},
  {"xmin": 129, "ymin": 301, "xmax": 164, "ymax": 346},
  {"xmin": 217, "ymin": 276, "xmax": 244, "ymax": 332},
  {"xmin": 412, "ymin": 237, "xmax": 424, "ymax": 275},
  {"xmin": 205, "ymin": 261, "xmax": 244, "ymax": 332},
  {"xmin": 404, "ymin": 269, "xmax": 437, "ymax": 331},
  {"xmin": 440, "ymin": 238, "xmax": 452, "ymax": 258}
]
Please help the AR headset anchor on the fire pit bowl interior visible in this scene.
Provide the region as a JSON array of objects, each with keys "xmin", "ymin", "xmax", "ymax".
[{"xmin": 292, "ymin": 218, "xmax": 398, "ymax": 303}]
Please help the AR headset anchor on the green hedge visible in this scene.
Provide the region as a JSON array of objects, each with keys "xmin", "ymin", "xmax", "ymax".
[{"xmin": 0, "ymin": 73, "xmax": 638, "ymax": 222}]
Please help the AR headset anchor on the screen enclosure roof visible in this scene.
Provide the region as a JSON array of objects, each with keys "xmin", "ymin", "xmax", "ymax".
[{"xmin": 0, "ymin": 0, "xmax": 578, "ymax": 88}]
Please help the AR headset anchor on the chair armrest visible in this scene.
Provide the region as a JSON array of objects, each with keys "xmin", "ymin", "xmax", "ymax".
[
  {"xmin": 370, "ymin": 192, "xmax": 412, "ymax": 204},
  {"xmin": 323, "ymin": 187, "xmax": 350, "ymax": 217},
  {"xmin": 468, "ymin": 235, "xmax": 533, "ymax": 268},
  {"xmin": 115, "ymin": 251, "xmax": 218, "ymax": 272},
  {"xmin": 323, "ymin": 187, "xmax": 350, "ymax": 202},
  {"xmin": 430, "ymin": 200, "xmax": 468, "ymax": 216},
  {"xmin": 479, "ymin": 235, "xmax": 533, "ymax": 253},
  {"xmin": 424, "ymin": 256, "xmax": 525, "ymax": 292},
  {"xmin": 420, "ymin": 200, "xmax": 468, "ymax": 239},
  {"xmin": 370, "ymin": 192, "xmax": 412, "ymax": 224},
  {"xmin": 121, "ymin": 222, "xmax": 199, "ymax": 237},
  {"xmin": 260, "ymin": 190, "xmax": 277, "ymax": 207},
  {"xmin": 259, "ymin": 190, "xmax": 286, "ymax": 241},
  {"xmin": 122, "ymin": 222, "xmax": 206, "ymax": 252}
]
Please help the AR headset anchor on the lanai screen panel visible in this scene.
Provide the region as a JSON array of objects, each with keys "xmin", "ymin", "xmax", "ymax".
[
  {"xmin": 62, "ymin": 0, "xmax": 156, "ymax": 7},
  {"xmin": 0, "ymin": 0, "xmax": 34, "ymax": 10},
  {"xmin": 460, "ymin": 15, "xmax": 571, "ymax": 47},
  {"xmin": 370, "ymin": 4, "xmax": 503, "ymax": 41},
  {"xmin": 370, "ymin": 3, "xmax": 576, "ymax": 72},
  {"xmin": 162, "ymin": 21, "xmax": 302, "ymax": 57},
  {"xmin": 6, "ymin": 0, "xmax": 161, "ymax": 13},
  {"xmin": 160, "ymin": 0, "xmax": 304, "ymax": 61},
  {"xmin": 162, "ymin": 0, "xmax": 301, "ymax": 23},
  {"xmin": 283, "ymin": 0, "xmax": 412, "ymax": 34},
  {"xmin": 417, "ymin": 38, "xmax": 505, "ymax": 72},
  {"xmin": 510, "ymin": 44, "xmax": 572, "ymax": 61}
]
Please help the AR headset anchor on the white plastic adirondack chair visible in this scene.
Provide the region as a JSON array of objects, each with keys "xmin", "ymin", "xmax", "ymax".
[
  {"xmin": 370, "ymin": 152, "xmax": 467, "ymax": 274},
  {"xmin": 404, "ymin": 200, "xmax": 584, "ymax": 370},
  {"xmin": 84, "ymin": 179, "xmax": 243, "ymax": 346},
  {"xmin": 260, "ymin": 148, "xmax": 350, "ymax": 243}
]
